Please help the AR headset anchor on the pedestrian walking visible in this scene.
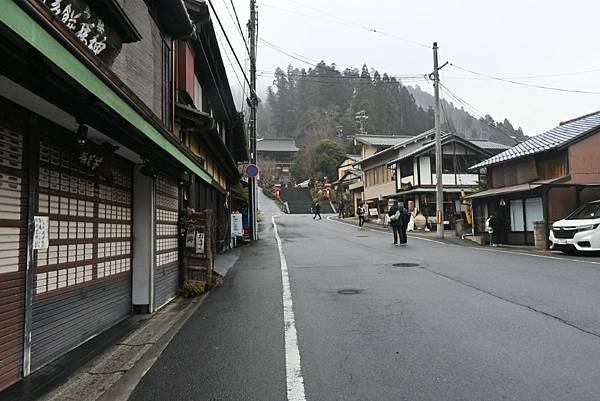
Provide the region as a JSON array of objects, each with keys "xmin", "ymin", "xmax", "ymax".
[
  {"xmin": 387, "ymin": 199, "xmax": 402, "ymax": 245},
  {"xmin": 338, "ymin": 200, "xmax": 345, "ymax": 219},
  {"xmin": 399, "ymin": 205, "xmax": 409, "ymax": 245},
  {"xmin": 485, "ymin": 214, "xmax": 497, "ymax": 246},
  {"xmin": 313, "ymin": 200, "xmax": 322, "ymax": 220},
  {"xmin": 357, "ymin": 203, "xmax": 365, "ymax": 228}
]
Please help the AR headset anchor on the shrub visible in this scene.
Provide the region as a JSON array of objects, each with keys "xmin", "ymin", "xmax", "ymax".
[{"xmin": 179, "ymin": 280, "xmax": 206, "ymax": 297}]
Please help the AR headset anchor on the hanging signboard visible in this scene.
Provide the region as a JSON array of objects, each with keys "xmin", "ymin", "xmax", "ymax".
[
  {"xmin": 35, "ymin": 0, "xmax": 123, "ymax": 64},
  {"xmin": 231, "ymin": 213, "xmax": 243, "ymax": 237}
]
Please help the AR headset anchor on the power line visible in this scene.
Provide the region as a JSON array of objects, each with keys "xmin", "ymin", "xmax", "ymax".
[
  {"xmin": 439, "ymin": 82, "xmax": 522, "ymax": 144},
  {"xmin": 214, "ymin": 25, "xmax": 246, "ymax": 97},
  {"xmin": 229, "ymin": 0, "xmax": 249, "ymax": 55},
  {"xmin": 450, "ymin": 63, "xmax": 600, "ymax": 95},
  {"xmin": 258, "ymin": 2, "xmax": 430, "ymax": 49},
  {"xmin": 444, "ymin": 67, "xmax": 600, "ymax": 81},
  {"xmin": 220, "ymin": 0, "xmax": 250, "ymax": 57},
  {"xmin": 257, "ymin": 70, "xmax": 426, "ymax": 80},
  {"xmin": 256, "ymin": 74, "xmax": 428, "ymax": 86},
  {"xmin": 207, "ymin": 0, "xmax": 255, "ymax": 96}
]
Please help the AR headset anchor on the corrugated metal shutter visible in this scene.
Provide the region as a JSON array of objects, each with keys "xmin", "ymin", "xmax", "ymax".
[
  {"xmin": 0, "ymin": 123, "xmax": 26, "ymax": 391},
  {"xmin": 154, "ymin": 174, "xmax": 179, "ymax": 310},
  {"xmin": 31, "ymin": 138, "xmax": 133, "ymax": 371}
]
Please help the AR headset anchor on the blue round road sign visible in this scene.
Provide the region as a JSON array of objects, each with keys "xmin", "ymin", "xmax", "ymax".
[{"xmin": 245, "ymin": 164, "xmax": 259, "ymax": 178}]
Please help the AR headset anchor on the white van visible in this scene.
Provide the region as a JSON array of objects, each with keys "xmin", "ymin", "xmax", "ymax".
[{"xmin": 550, "ymin": 200, "xmax": 600, "ymax": 254}]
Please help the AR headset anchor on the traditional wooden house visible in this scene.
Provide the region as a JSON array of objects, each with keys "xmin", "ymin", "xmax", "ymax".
[
  {"xmin": 468, "ymin": 111, "xmax": 600, "ymax": 246},
  {"xmin": 256, "ymin": 138, "xmax": 299, "ymax": 184},
  {"xmin": 387, "ymin": 132, "xmax": 492, "ymax": 228},
  {"xmin": 0, "ymin": 0, "xmax": 246, "ymax": 391}
]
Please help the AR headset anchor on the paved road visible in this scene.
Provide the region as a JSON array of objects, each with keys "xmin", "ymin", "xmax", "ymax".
[{"xmin": 130, "ymin": 194, "xmax": 600, "ymax": 401}]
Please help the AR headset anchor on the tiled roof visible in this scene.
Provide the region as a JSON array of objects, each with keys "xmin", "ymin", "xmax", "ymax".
[
  {"xmin": 345, "ymin": 154, "xmax": 363, "ymax": 162},
  {"xmin": 468, "ymin": 139, "xmax": 510, "ymax": 151},
  {"xmin": 471, "ymin": 111, "xmax": 600, "ymax": 169},
  {"xmin": 256, "ymin": 138, "xmax": 299, "ymax": 153},
  {"xmin": 353, "ymin": 134, "xmax": 411, "ymax": 147}
]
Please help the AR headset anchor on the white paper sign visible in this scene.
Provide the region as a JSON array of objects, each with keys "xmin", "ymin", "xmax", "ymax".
[
  {"xmin": 195, "ymin": 232, "xmax": 205, "ymax": 254},
  {"xmin": 33, "ymin": 216, "xmax": 49, "ymax": 250},
  {"xmin": 231, "ymin": 213, "xmax": 243, "ymax": 237},
  {"xmin": 185, "ymin": 230, "xmax": 196, "ymax": 248}
]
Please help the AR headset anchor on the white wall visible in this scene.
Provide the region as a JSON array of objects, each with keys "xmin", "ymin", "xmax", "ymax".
[
  {"xmin": 419, "ymin": 156, "xmax": 432, "ymax": 185},
  {"xmin": 456, "ymin": 174, "xmax": 480, "ymax": 186}
]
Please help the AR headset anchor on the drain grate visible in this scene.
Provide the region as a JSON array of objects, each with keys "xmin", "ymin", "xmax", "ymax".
[
  {"xmin": 338, "ymin": 289, "xmax": 361, "ymax": 295},
  {"xmin": 355, "ymin": 235, "xmax": 368, "ymax": 237},
  {"xmin": 392, "ymin": 262, "xmax": 421, "ymax": 268}
]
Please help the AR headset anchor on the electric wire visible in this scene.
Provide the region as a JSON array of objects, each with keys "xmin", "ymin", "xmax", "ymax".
[
  {"xmin": 228, "ymin": 0, "xmax": 250, "ymax": 56},
  {"xmin": 439, "ymin": 82, "xmax": 522, "ymax": 144},
  {"xmin": 207, "ymin": 0, "xmax": 255, "ymax": 96},
  {"xmin": 214, "ymin": 26, "xmax": 246, "ymax": 100},
  {"xmin": 220, "ymin": 0, "xmax": 250, "ymax": 57},
  {"xmin": 258, "ymin": 2, "xmax": 430, "ymax": 49},
  {"xmin": 450, "ymin": 63, "xmax": 600, "ymax": 95}
]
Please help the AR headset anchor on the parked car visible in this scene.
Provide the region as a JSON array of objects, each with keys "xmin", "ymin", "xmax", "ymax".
[
  {"xmin": 297, "ymin": 179, "xmax": 310, "ymax": 188},
  {"xmin": 550, "ymin": 200, "xmax": 600, "ymax": 254}
]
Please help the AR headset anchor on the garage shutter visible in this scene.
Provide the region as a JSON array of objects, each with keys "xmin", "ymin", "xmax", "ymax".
[
  {"xmin": 0, "ymin": 122, "xmax": 26, "ymax": 391},
  {"xmin": 31, "ymin": 138, "xmax": 133, "ymax": 371},
  {"xmin": 154, "ymin": 174, "xmax": 179, "ymax": 310}
]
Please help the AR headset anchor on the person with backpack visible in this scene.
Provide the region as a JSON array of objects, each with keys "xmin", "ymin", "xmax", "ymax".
[
  {"xmin": 387, "ymin": 199, "xmax": 402, "ymax": 245},
  {"xmin": 399, "ymin": 204, "xmax": 409, "ymax": 245},
  {"xmin": 357, "ymin": 203, "xmax": 365, "ymax": 228}
]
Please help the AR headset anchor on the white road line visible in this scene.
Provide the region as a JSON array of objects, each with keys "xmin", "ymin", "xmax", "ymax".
[
  {"xmin": 325, "ymin": 216, "xmax": 448, "ymax": 245},
  {"xmin": 326, "ymin": 216, "xmax": 600, "ymax": 266},
  {"xmin": 272, "ymin": 216, "xmax": 307, "ymax": 401}
]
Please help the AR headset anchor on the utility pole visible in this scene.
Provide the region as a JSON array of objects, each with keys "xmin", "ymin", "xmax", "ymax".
[
  {"xmin": 249, "ymin": 0, "xmax": 258, "ymax": 240},
  {"xmin": 432, "ymin": 42, "xmax": 444, "ymax": 239}
]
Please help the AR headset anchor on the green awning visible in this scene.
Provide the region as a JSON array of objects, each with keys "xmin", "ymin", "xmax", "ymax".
[
  {"xmin": 386, "ymin": 187, "xmax": 478, "ymax": 197},
  {"xmin": 0, "ymin": 2, "xmax": 212, "ymax": 184}
]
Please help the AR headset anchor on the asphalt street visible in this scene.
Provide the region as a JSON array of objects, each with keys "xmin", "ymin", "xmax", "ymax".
[{"xmin": 129, "ymin": 194, "xmax": 600, "ymax": 401}]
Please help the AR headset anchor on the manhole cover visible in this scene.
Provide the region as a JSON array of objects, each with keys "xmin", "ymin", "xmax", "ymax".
[
  {"xmin": 392, "ymin": 263, "xmax": 421, "ymax": 268},
  {"xmin": 338, "ymin": 289, "xmax": 361, "ymax": 295}
]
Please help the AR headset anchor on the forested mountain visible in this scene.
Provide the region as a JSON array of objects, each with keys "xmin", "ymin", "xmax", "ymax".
[
  {"xmin": 258, "ymin": 62, "xmax": 527, "ymax": 146},
  {"xmin": 408, "ymin": 85, "xmax": 527, "ymax": 145}
]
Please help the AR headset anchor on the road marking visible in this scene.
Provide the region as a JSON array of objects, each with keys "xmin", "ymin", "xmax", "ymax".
[
  {"xmin": 325, "ymin": 216, "xmax": 448, "ymax": 245},
  {"xmin": 326, "ymin": 216, "xmax": 600, "ymax": 266},
  {"xmin": 272, "ymin": 216, "xmax": 307, "ymax": 401}
]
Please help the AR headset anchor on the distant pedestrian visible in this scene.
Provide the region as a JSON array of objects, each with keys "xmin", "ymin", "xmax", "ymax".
[
  {"xmin": 485, "ymin": 214, "xmax": 497, "ymax": 246},
  {"xmin": 313, "ymin": 200, "xmax": 322, "ymax": 220},
  {"xmin": 387, "ymin": 199, "xmax": 402, "ymax": 246},
  {"xmin": 357, "ymin": 203, "xmax": 365, "ymax": 228},
  {"xmin": 338, "ymin": 200, "xmax": 345, "ymax": 219},
  {"xmin": 399, "ymin": 205, "xmax": 409, "ymax": 245}
]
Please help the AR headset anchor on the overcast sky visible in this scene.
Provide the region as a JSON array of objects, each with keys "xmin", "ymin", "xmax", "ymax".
[{"xmin": 211, "ymin": 0, "xmax": 600, "ymax": 135}]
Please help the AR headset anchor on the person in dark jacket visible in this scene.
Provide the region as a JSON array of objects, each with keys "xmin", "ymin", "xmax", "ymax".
[
  {"xmin": 399, "ymin": 205, "xmax": 409, "ymax": 245},
  {"xmin": 387, "ymin": 199, "xmax": 402, "ymax": 245},
  {"xmin": 338, "ymin": 200, "xmax": 345, "ymax": 219},
  {"xmin": 312, "ymin": 200, "xmax": 322, "ymax": 220},
  {"xmin": 357, "ymin": 203, "xmax": 365, "ymax": 228}
]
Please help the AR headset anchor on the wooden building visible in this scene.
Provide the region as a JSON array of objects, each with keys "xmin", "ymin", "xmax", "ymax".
[
  {"xmin": 256, "ymin": 138, "xmax": 299, "ymax": 184},
  {"xmin": 468, "ymin": 111, "xmax": 600, "ymax": 245},
  {"xmin": 0, "ymin": 0, "xmax": 246, "ymax": 392}
]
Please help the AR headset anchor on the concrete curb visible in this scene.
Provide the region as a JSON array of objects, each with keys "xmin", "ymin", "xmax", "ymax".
[{"xmin": 96, "ymin": 293, "xmax": 210, "ymax": 401}]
